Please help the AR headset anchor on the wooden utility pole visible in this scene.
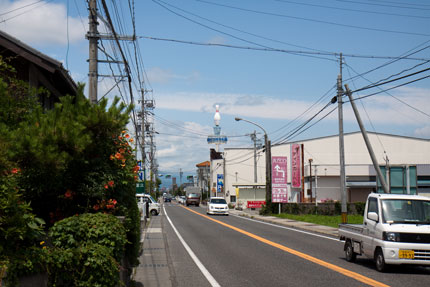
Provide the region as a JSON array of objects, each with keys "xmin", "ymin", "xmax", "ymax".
[{"xmin": 88, "ymin": 0, "xmax": 98, "ymax": 104}]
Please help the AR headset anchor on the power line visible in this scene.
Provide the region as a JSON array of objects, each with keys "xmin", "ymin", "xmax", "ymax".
[
  {"xmin": 155, "ymin": 0, "xmax": 332, "ymax": 54},
  {"xmin": 335, "ymin": 0, "xmax": 430, "ymax": 10},
  {"xmin": 196, "ymin": 0, "xmax": 430, "ymax": 37},
  {"xmin": 152, "ymin": 0, "xmax": 335, "ymax": 62},
  {"xmin": 345, "ymin": 63, "xmax": 430, "ymax": 119},
  {"xmin": 352, "ymin": 66, "xmax": 430, "ymax": 93},
  {"xmin": 347, "ymin": 73, "xmax": 430, "ymax": 102},
  {"xmin": 0, "ymin": 0, "xmax": 55, "ymax": 23},
  {"xmin": 274, "ymin": 0, "xmax": 430, "ymax": 19},
  {"xmin": 141, "ymin": 36, "xmax": 430, "ymax": 62}
]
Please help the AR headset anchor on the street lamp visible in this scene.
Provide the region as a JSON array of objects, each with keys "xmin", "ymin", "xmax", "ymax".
[{"xmin": 235, "ymin": 117, "xmax": 272, "ymax": 205}]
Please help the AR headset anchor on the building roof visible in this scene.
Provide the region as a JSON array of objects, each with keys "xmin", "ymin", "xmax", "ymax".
[
  {"xmin": 224, "ymin": 131, "xmax": 429, "ymax": 151},
  {"xmin": 0, "ymin": 30, "xmax": 77, "ymax": 95},
  {"xmin": 196, "ymin": 161, "xmax": 210, "ymax": 167},
  {"xmin": 279, "ymin": 131, "xmax": 430, "ymax": 146}
]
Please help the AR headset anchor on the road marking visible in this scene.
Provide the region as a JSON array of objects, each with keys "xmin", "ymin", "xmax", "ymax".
[
  {"xmin": 232, "ymin": 214, "xmax": 339, "ymax": 242},
  {"xmin": 182, "ymin": 206, "xmax": 389, "ymax": 287},
  {"xmin": 163, "ymin": 205, "xmax": 221, "ymax": 287}
]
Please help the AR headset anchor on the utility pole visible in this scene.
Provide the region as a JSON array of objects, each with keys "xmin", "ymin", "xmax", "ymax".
[
  {"xmin": 309, "ymin": 158, "xmax": 313, "ymax": 203},
  {"xmin": 301, "ymin": 143, "xmax": 304, "ymax": 202},
  {"xmin": 88, "ymin": 0, "xmax": 98, "ymax": 104},
  {"xmin": 249, "ymin": 130, "xmax": 258, "ymax": 183},
  {"xmin": 344, "ymin": 85, "xmax": 390, "ymax": 194},
  {"xmin": 141, "ymin": 91, "xmax": 146, "ymax": 194},
  {"xmin": 337, "ymin": 53, "xmax": 348, "ymax": 224}
]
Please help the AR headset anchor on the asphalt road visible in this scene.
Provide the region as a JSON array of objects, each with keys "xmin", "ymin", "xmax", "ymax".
[{"xmin": 160, "ymin": 202, "xmax": 430, "ymax": 287}]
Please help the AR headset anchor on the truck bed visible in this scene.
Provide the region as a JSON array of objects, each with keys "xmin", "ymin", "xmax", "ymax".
[{"xmin": 338, "ymin": 224, "xmax": 364, "ymax": 240}]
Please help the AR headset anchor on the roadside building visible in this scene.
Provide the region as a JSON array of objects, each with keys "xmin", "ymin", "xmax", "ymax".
[
  {"xmin": 0, "ymin": 30, "xmax": 77, "ymax": 109},
  {"xmin": 220, "ymin": 132, "xmax": 430, "ymax": 208},
  {"xmin": 196, "ymin": 160, "xmax": 210, "ymax": 199}
]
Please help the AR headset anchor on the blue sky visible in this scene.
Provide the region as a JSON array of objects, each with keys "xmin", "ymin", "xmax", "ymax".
[{"xmin": 1, "ymin": 0, "xmax": 429, "ymax": 184}]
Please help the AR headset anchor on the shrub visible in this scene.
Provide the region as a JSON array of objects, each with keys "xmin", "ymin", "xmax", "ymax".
[
  {"xmin": 354, "ymin": 202, "xmax": 366, "ymax": 216},
  {"xmin": 46, "ymin": 213, "xmax": 127, "ymax": 287},
  {"xmin": 49, "ymin": 213, "xmax": 127, "ymax": 261},
  {"xmin": 46, "ymin": 243, "xmax": 119, "ymax": 287}
]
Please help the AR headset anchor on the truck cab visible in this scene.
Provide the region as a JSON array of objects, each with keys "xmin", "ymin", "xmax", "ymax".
[{"xmin": 339, "ymin": 193, "xmax": 430, "ymax": 271}]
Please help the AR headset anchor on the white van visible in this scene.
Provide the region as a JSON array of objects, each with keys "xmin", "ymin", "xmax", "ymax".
[{"xmin": 136, "ymin": 194, "xmax": 160, "ymax": 216}]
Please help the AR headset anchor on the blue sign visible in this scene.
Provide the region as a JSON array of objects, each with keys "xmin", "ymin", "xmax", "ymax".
[
  {"xmin": 207, "ymin": 136, "xmax": 228, "ymax": 144},
  {"xmin": 217, "ymin": 174, "xmax": 224, "ymax": 193},
  {"xmin": 138, "ymin": 172, "xmax": 144, "ymax": 181}
]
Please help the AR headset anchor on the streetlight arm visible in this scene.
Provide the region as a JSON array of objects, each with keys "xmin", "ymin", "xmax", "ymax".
[{"xmin": 235, "ymin": 117, "xmax": 267, "ymax": 136}]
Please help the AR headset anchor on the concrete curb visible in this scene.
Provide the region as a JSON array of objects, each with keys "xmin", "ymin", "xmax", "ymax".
[{"xmin": 230, "ymin": 209, "xmax": 339, "ymax": 238}]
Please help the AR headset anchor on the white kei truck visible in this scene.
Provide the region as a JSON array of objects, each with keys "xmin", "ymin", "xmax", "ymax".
[{"xmin": 339, "ymin": 193, "xmax": 430, "ymax": 272}]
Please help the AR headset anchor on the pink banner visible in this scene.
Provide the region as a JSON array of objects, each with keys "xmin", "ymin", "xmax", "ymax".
[
  {"xmin": 272, "ymin": 156, "xmax": 288, "ymax": 203},
  {"xmin": 291, "ymin": 144, "xmax": 301, "ymax": 188},
  {"xmin": 247, "ymin": 201, "xmax": 266, "ymax": 208}
]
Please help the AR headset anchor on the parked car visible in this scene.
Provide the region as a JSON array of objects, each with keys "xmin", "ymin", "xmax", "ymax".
[
  {"xmin": 136, "ymin": 194, "xmax": 160, "ymax": 216},
  {"xmin": 186, "ymin": 193, "xmax": 201, "ymax": 206},
  {"xmin": 339, "ymin": 193, "xmax": 430, "ymax": 272},
  {"xmin": 207, "ymin": 197, "xmax": 229, "ymax": 215}
]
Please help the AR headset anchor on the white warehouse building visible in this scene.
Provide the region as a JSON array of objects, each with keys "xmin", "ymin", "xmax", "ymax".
[{"xmin": 210, "ymin": 132, "xmax": 430, "ymax": 208}]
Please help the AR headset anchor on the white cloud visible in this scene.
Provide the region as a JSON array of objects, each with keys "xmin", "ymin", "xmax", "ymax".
[
  {"xmin": 157, "ymin": 145, "xmax": 177, "ymax": 157},
  {"xmin": 155, "ymin": 121, "xmax": 211, "ymax": 172},
  {"xmin": 146, "ymin": 67, "xmax": 200, "ymax": 84},
  {"xmin": 206, "ymin": 36, "xmax": 226, "ymax": 45},
  {"xmin": 155, "ymin": 86, "xmax": 430, "ymax": 126},
  {"xmin": 414, "ymin": 126, "xmax": 430, "ymax": 138},
  {"xmin": 0, "ymin": 0, "xmax": 86, "ymax": 46}
]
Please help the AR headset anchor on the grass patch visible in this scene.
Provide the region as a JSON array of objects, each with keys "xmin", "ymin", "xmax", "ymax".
[{"xmin": 274, "ymin": 213, "xmax": 363, "ymax": 228}]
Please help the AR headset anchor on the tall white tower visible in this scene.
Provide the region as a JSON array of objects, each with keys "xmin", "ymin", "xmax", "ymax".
[{"xmin": 207, "ymin": 104, "xmax": 227, "ymax": 152}]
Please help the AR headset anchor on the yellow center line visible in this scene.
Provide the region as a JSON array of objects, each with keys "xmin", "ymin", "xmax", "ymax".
[{"xmin": 181, "ymin": 205, "xmax": 389, "ymax": 287}]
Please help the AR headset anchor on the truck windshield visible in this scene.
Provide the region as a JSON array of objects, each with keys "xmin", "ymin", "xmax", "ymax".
[{"xmin": 381, "ymin": 199, "xmax": 430, "ymax": 224}]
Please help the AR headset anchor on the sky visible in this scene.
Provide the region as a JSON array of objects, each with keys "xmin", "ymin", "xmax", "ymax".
[{"xmin": 1, "ymin": 0, "xmax": 429, "ymax": 186}]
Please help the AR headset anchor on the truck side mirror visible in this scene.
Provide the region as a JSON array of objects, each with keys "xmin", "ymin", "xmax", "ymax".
[{"xmin": 368, "ymin": 212, "xmax": 379, "ymax": 222}]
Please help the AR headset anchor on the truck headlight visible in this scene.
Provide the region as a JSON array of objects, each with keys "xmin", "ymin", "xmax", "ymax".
[{"xmin": 383, "ymin": 232, "xmax": 400, "ymax": 242}]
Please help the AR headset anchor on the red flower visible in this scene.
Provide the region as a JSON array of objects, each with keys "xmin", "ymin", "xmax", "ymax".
[
  {"xmin": 64, "ymin": 190, "xmax": 73, "ymax": 199},
  {"xmin": 125, "ymin": 134, "xmax": 130, "ymax": 139},
  {"xmin": 108, "ymin": 180, "xmax": 114, "ymax": 187},
  {"xmin": 11, "ymin": 168, "xmax": 20, "ymax": 174},
  {"xmin": 93, "ymin": 204, "xmax": 100, "ymax": 211},
  {"xmin": 104, "ymin": 184, "xmax": 109, "ymax": 189}
]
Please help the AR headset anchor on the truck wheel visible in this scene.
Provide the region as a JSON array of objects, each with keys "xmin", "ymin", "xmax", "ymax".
[
  {"xmin": 151, "ymin": 209, "xmax": 158, "ymax": 216},
  {"xmin": 375, "ymin": 249, "xmax": 386, "ymax": 272},
  {"xmin": 345, "ymin": 241, "xmax": 356, "ymax": 262}
]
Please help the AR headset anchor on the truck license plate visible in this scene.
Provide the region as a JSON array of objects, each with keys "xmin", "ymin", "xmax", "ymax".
[{"xmin": 399, "ymin": 250, "xmax": 414, "ymax": 259}]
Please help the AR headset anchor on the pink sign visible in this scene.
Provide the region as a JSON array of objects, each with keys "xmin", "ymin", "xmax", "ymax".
[
  {"xmin": 272, "ymin": 156, "xmax": 288, "ymax": 203},
  {"xmin": 291, "ymin": 144, "xmax": 301, "ymax": 188}
]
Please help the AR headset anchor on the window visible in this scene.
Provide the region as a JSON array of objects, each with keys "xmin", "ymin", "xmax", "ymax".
[
  {"xmin": 210, "ymin": 198, "xmax": 227, "ymax": 204},
  {"xmin": 367, "ymin": 197, "xmax": 379, "ymax": 217},
  {"xmin": 230, "ymin": 195, "xmax": 236, "ymax": 203}
]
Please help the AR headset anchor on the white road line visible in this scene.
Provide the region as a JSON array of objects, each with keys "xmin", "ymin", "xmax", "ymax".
[
  {"xmin": 231, "ymin": 214, "xmax": 340, "ymax": 242},
  {"xmin": 163, "ymin": 205, "xmax": 221, "ymax": 287}
]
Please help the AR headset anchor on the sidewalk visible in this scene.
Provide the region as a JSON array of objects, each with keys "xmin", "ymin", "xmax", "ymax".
[
  {"xmin": 229, "ymin": 208, "xmax": 339, "ymax": 238},
  {"xmin": 132, "ymin": 214, "xmax": 172, "ymax": 287}
]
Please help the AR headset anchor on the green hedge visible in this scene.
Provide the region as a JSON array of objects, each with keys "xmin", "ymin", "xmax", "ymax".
[{"xmin": 46, "ymin": 213, "xmax": 127, "ymax": 287}]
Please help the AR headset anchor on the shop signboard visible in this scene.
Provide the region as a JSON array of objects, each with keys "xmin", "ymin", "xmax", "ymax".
[{"xmin": 272, "ymin": 156, "xmax": 288, "ymax": 203}]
